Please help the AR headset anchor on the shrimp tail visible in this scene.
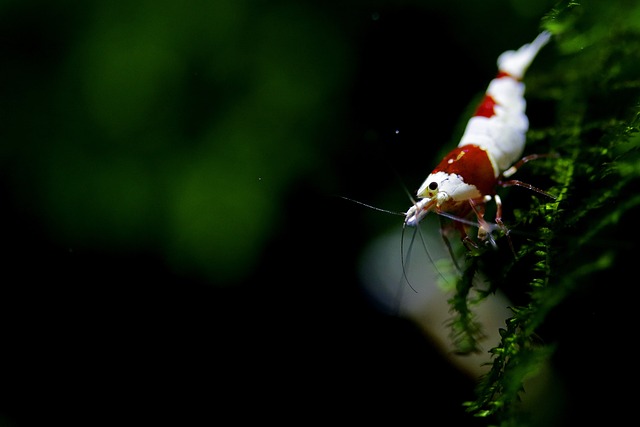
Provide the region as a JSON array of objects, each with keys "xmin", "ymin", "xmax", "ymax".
[{"xmin": 497, "ymin": 31, "xmax": 551, "ymax": 80}]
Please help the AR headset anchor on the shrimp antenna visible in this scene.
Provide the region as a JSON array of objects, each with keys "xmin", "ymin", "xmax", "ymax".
[
  {"xmin": 399, "ymin": 219, "xmax": 456, "ymax": 297},
  {"xmin": 339, "ymin": 196, "xmax": 406, "ymax": 216},
  {"xmin": 399, "ymin": 224, "xmax": 419, "ymax": 294}
]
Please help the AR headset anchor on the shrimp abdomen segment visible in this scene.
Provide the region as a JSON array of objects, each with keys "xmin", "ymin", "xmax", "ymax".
[{"xmin": 459, "ymin": 31, "xmax": 550, "ymax": 173}]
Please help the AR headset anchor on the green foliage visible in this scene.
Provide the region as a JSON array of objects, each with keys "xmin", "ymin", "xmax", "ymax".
[
  {"xmin": 444, "ymin": 1, "xmax": 640, "ymax": 424},
  {"xmin": 1, "ymin": 0, "xmax": 351, "ymax": 283}
]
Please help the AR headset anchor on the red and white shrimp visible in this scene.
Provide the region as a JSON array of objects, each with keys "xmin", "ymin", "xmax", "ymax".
[{"xmin": 405, "ymin": 31, "xmax": 553, "ymax": 249}]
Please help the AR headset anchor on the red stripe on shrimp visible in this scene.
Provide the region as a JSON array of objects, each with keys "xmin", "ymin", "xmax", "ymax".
[
  {"xmin": 474, "ymin": 95, "xmax": 497, "ymax": 118},
  {"xmin": 432, "ymin": 145, "xmax": 497, "ymax": 197},
  {"xmin": 473, "ymin": 73, "xmax": 518, "ymax": 118},
  {"xmin": 495, "ymin": 70, "xmax": 514, "ymax": 79}
]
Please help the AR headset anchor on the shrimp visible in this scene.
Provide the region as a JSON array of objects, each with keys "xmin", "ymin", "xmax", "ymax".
[{"xmin": 404, "ymin": 31, "xmax": 554, "ymax": 250}]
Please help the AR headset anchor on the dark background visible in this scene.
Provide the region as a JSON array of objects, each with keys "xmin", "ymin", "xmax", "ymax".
[{"xmin": 2, "ymin": 0, "xmax": 626, "ymax": 425}]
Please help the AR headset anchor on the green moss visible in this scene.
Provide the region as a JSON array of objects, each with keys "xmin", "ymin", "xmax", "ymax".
[{"xmin": 445, "ymin": 1, "xmax": 640, "ymax": 424}]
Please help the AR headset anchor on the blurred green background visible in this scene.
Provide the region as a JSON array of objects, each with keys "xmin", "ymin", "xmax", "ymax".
[
  {"xmin": 0, "ymin": 0, "xmax": 552, "ymax": 284},
  {"xmin": 4, "ymin": 0, "xmax": 635, "ymax": 426}
]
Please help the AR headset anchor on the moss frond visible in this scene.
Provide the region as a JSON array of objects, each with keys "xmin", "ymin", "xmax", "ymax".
[{"xmin": 447, "ymin": 1, "xmax": 640, "ymax": 424}]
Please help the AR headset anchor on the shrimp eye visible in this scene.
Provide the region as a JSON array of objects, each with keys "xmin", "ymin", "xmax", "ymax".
[{"xmin": 428, "ymin": 182, "xmax": 438, "ymax": 191}]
